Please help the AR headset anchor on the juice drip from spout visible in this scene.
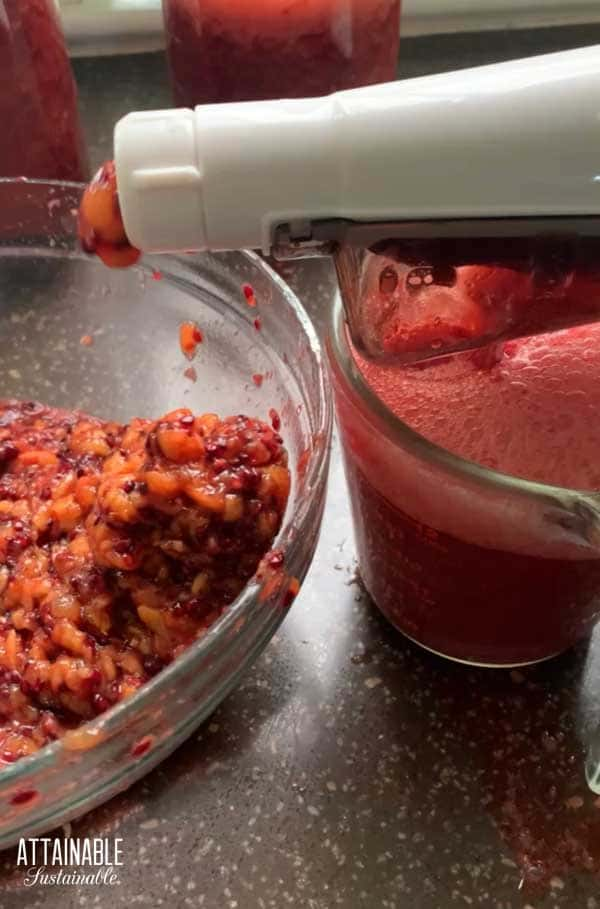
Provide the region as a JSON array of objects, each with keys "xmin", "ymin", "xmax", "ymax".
[
  {"xmin": 354, "ymin": 321, "xmax": 600, "ymax": 490},
  {"xmin": 340, "ymin": 234, "xmax": 600, "ymax": 364}
]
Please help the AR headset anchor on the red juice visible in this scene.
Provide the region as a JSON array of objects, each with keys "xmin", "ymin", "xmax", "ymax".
[
  {"xmin": 162, "ymin": 0, "xmax": 401, "ymax": 106},
  {"xmin": 0, "ymin": 0, "xmax": 88, "ymax": 181},
  {"xmin": 331, "ymin": 322, "xmax": 600, "ymax": 665}
]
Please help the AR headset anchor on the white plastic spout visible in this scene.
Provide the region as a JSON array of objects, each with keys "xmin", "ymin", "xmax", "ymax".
[{"xmin": 114, "ymin": 44, "xmax": 600, "ymax": 256}]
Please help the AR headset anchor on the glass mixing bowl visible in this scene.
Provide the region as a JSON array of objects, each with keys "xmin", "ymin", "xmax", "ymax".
[{"xmin": 0, "ymin": 179, "xmax": 331, "ymax": 847}]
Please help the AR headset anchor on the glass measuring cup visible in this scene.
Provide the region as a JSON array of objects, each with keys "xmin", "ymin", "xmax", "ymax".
[{"xmin": 328, "ymin": 292, "xmax": 600, "ymax": 667}]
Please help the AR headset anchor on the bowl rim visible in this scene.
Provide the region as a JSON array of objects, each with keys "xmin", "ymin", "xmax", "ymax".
[{"xmin": 0, "ymin": 179, "xmax": 333, "ymax": 789}]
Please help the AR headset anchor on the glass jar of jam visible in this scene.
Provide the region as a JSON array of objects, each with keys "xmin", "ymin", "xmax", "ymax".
[
  {"xmin": 328, "ymin": 289, "xmax": 600, "ymax": 668},
  {"xmin": 0, "ymin": 0, "xmax": 88, "ymax": 181},
  {"xmin": 162, "ymin": 0, "xmax": 401, "ymax": 106}
]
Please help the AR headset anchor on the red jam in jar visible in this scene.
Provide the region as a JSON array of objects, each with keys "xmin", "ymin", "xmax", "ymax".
[
  {"xmin": 0, "ymin": 0, "xmax": 88, "ymax": 181},
  {"xmin": 162, "ymin": 0, "xmax": 401, "ymax": 106},
  {"xmin": 331, "ymin": 319, "xmax": 600, "ymax": 666}
]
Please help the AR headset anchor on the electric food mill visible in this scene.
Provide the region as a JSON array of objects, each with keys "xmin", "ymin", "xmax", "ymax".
[{"xmin": 109, "ymin": 45, "xmax": 600, "ymax": 365}]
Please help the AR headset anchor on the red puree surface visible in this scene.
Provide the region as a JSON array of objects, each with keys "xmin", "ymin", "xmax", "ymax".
[
  {"xmin": 361, "ymin": 325, "xmax": 600, "ymax": 489},
  {"xmin": 0, "ymin": 400, "xmax": 289, "ymax": 764},
  {"xmin": 337, "ymin": 325, "xmax": 600, "ymax": 665},
  {"xmin": 163, "ymin": 0, "xmax": 401, "ymax": 105},
  {"xmin": 0, "ymin": 0, "xmax": 87, "ymax": 181}
]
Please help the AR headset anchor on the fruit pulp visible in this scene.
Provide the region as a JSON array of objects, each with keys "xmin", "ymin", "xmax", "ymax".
[{"xmin": 0, "ymin": 400, "xmax": 289, "ymax": 762}]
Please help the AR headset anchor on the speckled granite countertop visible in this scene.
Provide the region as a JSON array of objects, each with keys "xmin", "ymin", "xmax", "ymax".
[{"xmin": 3, "ymin": 25, "xmax": 600, "ymax": 909}]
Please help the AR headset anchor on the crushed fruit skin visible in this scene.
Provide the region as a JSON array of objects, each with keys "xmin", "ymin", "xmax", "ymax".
[
  {"xmin": 179, "ymin": 322, "xmax": 203, "ymax": 360},
  {"xmin": 0, "ymin": 400, "xmax": 290, "ymax": 764},
  {"xmin": 78, "ymin": 161, "xmax": 141, "ymax": 268},
  {"xmin": 242, "ymin": 284, "xmax": 258, "ymax": 308}
]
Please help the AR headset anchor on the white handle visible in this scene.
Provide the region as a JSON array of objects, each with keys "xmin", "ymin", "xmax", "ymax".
[{"xmin": 115, "ymin": 44, "xmax": 600, "ymax": 255}]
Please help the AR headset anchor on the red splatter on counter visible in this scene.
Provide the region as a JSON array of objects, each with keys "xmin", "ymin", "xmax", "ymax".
[{"xmin": 433, "ymin": 664, "xmax": 600, "ymax": 897}]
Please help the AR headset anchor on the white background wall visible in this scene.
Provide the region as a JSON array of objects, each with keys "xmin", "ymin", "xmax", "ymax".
[
  {"xmin": 401, "ymin": 0, "xmax": 600, "ymax": 35},
  {"xmin": 59, "ymin": 0, "xmax": 600, "ymax": 56}
]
